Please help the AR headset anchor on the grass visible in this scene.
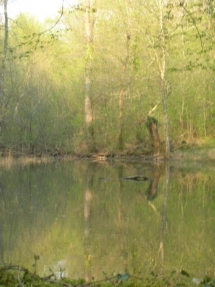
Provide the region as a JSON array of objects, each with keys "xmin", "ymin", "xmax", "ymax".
[{"xmin": 0, "ymin": 266, "xmax": 213, "ymax": 287}]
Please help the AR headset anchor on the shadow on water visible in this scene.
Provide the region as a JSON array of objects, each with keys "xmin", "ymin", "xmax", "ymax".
[{"xmin": 0, "ymin": 161, "xmax": 215, "ymax": 279}]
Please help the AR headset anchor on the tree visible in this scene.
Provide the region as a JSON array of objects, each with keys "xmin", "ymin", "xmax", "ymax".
[
  {"xmin": 147, "ymin": 0, "xmax": 171, "ymax": 157},
  {"xmin": 0, "ymin": 0, "xmax": 8, "ymax": 133},
  {"xmin": 0, "ymin": 0, "xmax": 215, "ymax": 155},
  {"xmin": 84, "ymin": 0, "xmax": 96, "ymax": 152},
  {"xmin": 118, "ymin": 0, "xmax": 131, "ymax": 150},
  {"xmin": 158, "ymin": 0, "xmax": 170, "ymax": 157}
]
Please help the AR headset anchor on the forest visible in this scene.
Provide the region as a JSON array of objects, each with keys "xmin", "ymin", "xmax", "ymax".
[{"xmin": 0, "ymin": 0, "xmax": 215, "ymax": 157}]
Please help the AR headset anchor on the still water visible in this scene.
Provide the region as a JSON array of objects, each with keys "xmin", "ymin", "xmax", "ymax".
[{"xmin": 0, "ymin": 160, "xmax": 215, "ymax": 280}]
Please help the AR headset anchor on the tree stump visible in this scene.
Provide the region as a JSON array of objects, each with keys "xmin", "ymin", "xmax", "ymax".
[{"xmin": 146, "ymin": 116, "xmax": 161, "ymax": 153}]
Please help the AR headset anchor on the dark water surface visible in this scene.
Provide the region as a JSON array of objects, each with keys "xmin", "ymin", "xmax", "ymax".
[{"xmin": 0, "ymin": 160, "xmax": 215, "ymax": 280}]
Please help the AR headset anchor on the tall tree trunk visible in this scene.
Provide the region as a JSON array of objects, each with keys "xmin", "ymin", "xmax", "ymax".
[
  {"xmin": 159, "ymin": 0, "xmax": 170, "ymax": 157},
  {"xmin": 0, "ymin": 0, "xmax": 8, "ymax": 133},
  {"xmin": 84, "ymin": 0, "xmax": 96, "ymax": 151},
  {"xmin": 118, "ymin": 34, "xmax": 130, "ymax": 150},
  {"xmin": 118, "ymin": 0, "xmax": 131, "ymax": 150}
]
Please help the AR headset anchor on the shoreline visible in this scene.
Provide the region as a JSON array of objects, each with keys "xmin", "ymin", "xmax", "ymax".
[{"xmin": 0, "ymin": 147, "xmax": 215, "ymax": 169}]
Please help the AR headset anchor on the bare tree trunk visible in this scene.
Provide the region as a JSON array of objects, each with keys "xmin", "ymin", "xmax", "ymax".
[
  {"xmin": 84, "ymin": 0, "xmax": 96, "ymax": 151},
  {"xmin": 159, "ymin": 0, "xmax": 170, "ymax": 157},
  {"xmin": 118, "ymin": 35, "xmax": 130, "ymax": 150},
  {"xmin": 146, "ymin": 116, "xmax": 161, "ymax": 153},
  {"xmin": 0, "ymin": 0, "xmax": 8, "ymax": 133},
  {"xmin": 118, "ymin": 0, "xmax": 131, "ymax": 150}
]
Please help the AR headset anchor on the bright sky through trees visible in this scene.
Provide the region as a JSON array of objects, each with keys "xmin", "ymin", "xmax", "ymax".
[{"xmin": 5, "ymin": 0, "xmax": 78, "ymax": 22}]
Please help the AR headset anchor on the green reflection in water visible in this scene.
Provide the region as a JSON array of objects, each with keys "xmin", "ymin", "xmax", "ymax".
[{"xmin": 0, "ymin": 161, "xmax": 215, "ymax": 280}]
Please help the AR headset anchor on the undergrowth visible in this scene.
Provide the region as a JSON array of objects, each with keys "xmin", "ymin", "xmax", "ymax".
[{"xmin": 0, "ymin": 265, "xmax": 214, "ymax": 287}]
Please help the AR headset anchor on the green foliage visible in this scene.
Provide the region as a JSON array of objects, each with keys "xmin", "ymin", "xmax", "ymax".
[{"xmin": 146, "ymin": 117, "xmax": 158, "ymax": 129}]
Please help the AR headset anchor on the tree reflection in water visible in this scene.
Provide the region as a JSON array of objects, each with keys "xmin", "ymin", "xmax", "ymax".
[{"xmin": 0, "ymin": 161, "xmax": 214, "ymax": 279}]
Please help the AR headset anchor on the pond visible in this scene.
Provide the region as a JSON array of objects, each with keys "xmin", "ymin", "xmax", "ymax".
[{"xmin": 0, "ymin": 159, "xmax": 215, "ymax": 281}]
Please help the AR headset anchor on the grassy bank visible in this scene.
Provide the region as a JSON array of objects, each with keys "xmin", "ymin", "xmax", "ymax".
[{"xmin": 0, "ymin": 266, "xmax": 212, "ymax": 287}]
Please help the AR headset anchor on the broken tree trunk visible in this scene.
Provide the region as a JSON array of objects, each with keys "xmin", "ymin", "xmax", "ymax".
[{"xmin": 146, "ymin": 116, "xmax": 161, "ymax": 153}]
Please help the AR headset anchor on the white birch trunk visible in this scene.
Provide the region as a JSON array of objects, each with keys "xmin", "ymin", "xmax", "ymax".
[
  {"xmin": 84, "ymin": 0, "xmax": 95, "ymax": 150},
  {"xmin": 159, "ymin": 0, "xmax": 170, "ymax": 157}
]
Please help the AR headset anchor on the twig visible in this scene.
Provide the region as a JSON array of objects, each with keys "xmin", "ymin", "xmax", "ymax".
[
  {"xmin": 17, "ymin": 266, "xmax": 25, "ymax": 287},
  {"xmin": 148, "ymin": 101, "xmax": 161, "ymax": 116}
]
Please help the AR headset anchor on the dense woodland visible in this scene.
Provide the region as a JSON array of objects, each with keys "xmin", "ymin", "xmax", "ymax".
[{"xmin": 0, "ymin": 0, "xmax": 215, "ymax": 156}]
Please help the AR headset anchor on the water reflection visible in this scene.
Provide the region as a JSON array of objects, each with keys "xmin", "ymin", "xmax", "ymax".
[{"xmin": 0, "ymin": 161, "xmax": 215, "ymax": 280}]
